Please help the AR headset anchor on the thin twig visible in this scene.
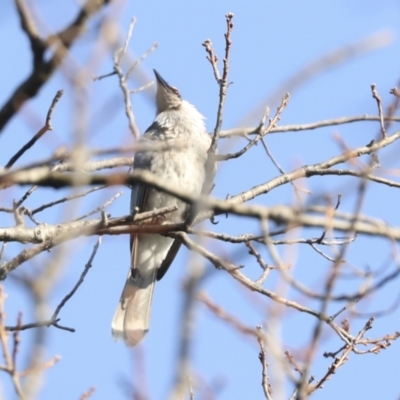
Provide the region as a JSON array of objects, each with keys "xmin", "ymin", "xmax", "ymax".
[
  {"xmin": 310, "ymin": 318, "xmax": 375, "ymax": 393},
  {"xmin": 31, "ymin": 186, "xmax": 106, "ymax": 214},
  {"xmin": 19, "ymin": 355, "xmax": 61, "ymax": 378},
  {"xmin": 0, "ymin": 286, "xmax": 25, "ymax": 398},
  {"xmin": 5, "ymin": 238, "xmax": 102, "ymax": 332},
  {"xmin": 390, "ymin": 87, "xmax": 400, "ymax": 98},
  {"xmin": 245, "ymin": 241, "xmax": 273, "ymax": 284},
  {"xmin": 5, "ymin": 90, "xmax": 63, "ymax": 169},
  {"xmin": 203, "ymin": 13, "xmax": 234, "ymax": 189},
  {"xmin": 217, "ymin": 93, "xmax": 290, "ymax": 161},
  {"xmin": 73, "ymin": 191, "xmax": 122, "ymax": 221},
  {"xmin": 284, "ymin": 350, "xmax": 304, "ymax": 376},
  {"xmin": 176, "ymin": 233, "xmax": 353, "ymax": 344},
  {"xmin": 79, "ymin": 387, "xmax": 96, "ymax": 400},
  {"xmin": 256, "ymin": 326, "xmax": 273, "ymax": 400},
  {"xmin": 198, "ymin": 292, "xmax": 260, "ymax": 338},
  {"xmin": 107, "ymin": 18, "xmax": 157, "ymax": 139},
  {"xmin": 371, "ymin": 83, "xmax": 387, "ymax": 138},
  {"xmin": 112, "ymin": 18, "xmax": 140, "ymax": 138},
  {"xmin": 220, "ymin": 115, "xmax": 400, "ymax": 138}
]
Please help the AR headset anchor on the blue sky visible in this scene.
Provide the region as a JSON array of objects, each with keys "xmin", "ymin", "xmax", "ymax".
[{"xmin": 1, "ymin": 1, "xmax": 400, "ymax": 399}]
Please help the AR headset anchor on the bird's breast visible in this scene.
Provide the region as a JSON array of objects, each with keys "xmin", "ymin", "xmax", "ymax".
[{"xmin": 144, "ymin": 147, "xmax": 207, "ymax": 222}]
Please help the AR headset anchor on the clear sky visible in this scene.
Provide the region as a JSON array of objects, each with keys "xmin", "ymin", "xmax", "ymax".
[{"xmin": 1, "ymin": 1, "xmax": 400, "ymax": 399}]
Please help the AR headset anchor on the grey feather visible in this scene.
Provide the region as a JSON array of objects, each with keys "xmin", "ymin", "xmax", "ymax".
[{"xmin": 111, "ymin": 70, "xmax": 213, "ymax": 346}]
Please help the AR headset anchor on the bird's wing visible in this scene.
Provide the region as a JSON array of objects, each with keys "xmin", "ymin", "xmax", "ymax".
[
  {"xmin": 112, "ymin": 138, "xmax": 177, "ymax": 346},
  {"xmin": 129, "ymin": 181, "xmax": 148, "ymax": 254},
  {"xmin": 139, "ymin": 125, "xmax": 184, "ymax": 282},
  {"xmin": 157, "ymin": 239, "xmax": 182, "ymax": 280}
]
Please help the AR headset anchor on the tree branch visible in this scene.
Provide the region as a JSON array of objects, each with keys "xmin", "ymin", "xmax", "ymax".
[{"xmin": 0, "ymin": 0, "xmax": 110, "ymax": 133}]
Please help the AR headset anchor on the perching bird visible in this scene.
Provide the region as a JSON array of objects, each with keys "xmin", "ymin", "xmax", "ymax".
[{"xmin": 111, "ymin": 69, "xmax": 212, "ymax": 346}]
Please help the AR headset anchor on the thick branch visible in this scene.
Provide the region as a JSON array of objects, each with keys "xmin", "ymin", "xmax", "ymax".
[{"xmin": 0, "ymin": 0, "xmax": 110, "ymax": 133}]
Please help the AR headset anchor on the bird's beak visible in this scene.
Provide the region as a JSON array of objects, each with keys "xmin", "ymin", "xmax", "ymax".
[{"xmin": 153, "ymin": 69, "xmax": 171, "ymax": 90}]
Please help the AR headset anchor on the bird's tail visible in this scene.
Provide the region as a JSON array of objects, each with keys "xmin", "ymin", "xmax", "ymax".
[
  {"xmin": 111, "ymin": 267, "xmax": 157, "ymax": 346},
  {"xmin": 111, "ymin": 234, "xmax": 173, "ymax": 346}
]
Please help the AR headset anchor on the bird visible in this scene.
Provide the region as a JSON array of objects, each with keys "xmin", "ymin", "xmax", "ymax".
[{"xmin": 111, "ymin": 69, "xmax": 213, "ymax": 346}]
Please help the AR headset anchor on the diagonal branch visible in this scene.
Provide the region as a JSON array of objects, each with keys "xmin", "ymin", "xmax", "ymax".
[
  {"xmin": 0, "ymin": 0, "xmax": 110, "ymax": 133},
  {"xmin": 5, "ymin": 90, "xmax": 64, "ymax": 169}
]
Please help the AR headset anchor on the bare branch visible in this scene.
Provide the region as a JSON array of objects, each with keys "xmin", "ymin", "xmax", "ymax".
[
  {"xmin": 106, "ymin": 17, "xmax": 158, "ymax": 139},
  {"xmin": 5, "ymin": 237, "xmax": 102, "ymax": 332},
  {"xmin": 220, "ymin": 115, "xmax": 400, "ymax": 138},
  {"xmin": 371, "ymin": 83, "xmax": 387, "ymax": 138},
  {"xmin": 198, "ymin": 292, "xmax": 260, "ymax": 338},
  {"xmin": 176, "ymin": 233, "xmax": 352, "ymax": 344},
  {"xmin": 218, "ymin": 94, "xmax": 290, "ymax": 161},
  {"xmin": 79, "ymin": 387, "xmax": 96, "ymax": 400},
  {"xmin": 203, "ymin": 13, "xmax": 234, "ymax": 188},
  {"xmin": 4, "ymin": 90, "xmax": 64, "ymax": 169},
  {"xmin": 0, "ymin": 0, "xmax": 109, "ymax": 132},
  {"xmin": 310, "ymin": 318, "xmax": 375, "ymax": 394},
  {"xmin": 31, "ymin": 186, "xmax": 106, "ymax": 215},
  {"xmin": 256, "ymin": 326, "xmax": 273, "ymax": 400},
  {"xmin": 390, "ymin": 87, "xmax": 400, "ymax": 98}
]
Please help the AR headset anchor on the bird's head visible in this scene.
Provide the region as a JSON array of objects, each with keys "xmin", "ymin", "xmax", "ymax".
[{"xmin": 154, "ymin": 69, "xmax": 182, "ymax": 113}]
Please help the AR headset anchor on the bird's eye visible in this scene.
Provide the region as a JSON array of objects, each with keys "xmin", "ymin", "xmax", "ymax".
[{"xmin": 171, "ymin": 87, "xmax": 180, "ymax": 96}]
